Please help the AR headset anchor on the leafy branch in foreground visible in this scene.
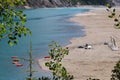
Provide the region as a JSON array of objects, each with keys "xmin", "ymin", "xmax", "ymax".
[
  {"xmin": 106, "ymin": 4, "xmax": 120, "ymax": 29},
  {"xmin": 13, "ymin": 41, "xmax": 73, "ymax": 80},
  {"xmin": 106, "ymin": 5, "xmax": 120, "ymax": 79},
  {"xmin": 86, "ymin": 5, "xmax": 120, "ymax": 80},
  {"xmin": 111, "ymin": 60, "xmax": 120, "ymax": 80},
  {"xmin": 45, "ymin": 41, "xmax": 74, "ymax": 80},
  {"xmin": 0, "ymin": 0, "xmax": 31, "ymax": 46}
]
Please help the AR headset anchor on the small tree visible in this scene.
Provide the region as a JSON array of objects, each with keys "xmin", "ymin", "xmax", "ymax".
[
  {"xmin": 111, "ymin": 61, "xmax": 120, "ymax": 80},
  {"xmin": 106, "ymin": 6, "xmax": 120, "ymax": 79},
  {"xmin": 25, "ymin": 41, "xmax": 36, "ymax": 80},
  {"xmin": 0, "ymin": 0, "xmax": 31, "ymax": 46},
  {"xmin": 106, "ymin": 4, "xmax": 120, "ymax": 29},
  {"xmin": 86, "ymin": 4, "xmax": 120, "ymax": 80},
  {"xmin": 45, "ymin": 41, "xmax": 74, "ymax": 80},
  {"xmin": 11, "ymin": 41, "xmax": 36, "ymax": 80}
]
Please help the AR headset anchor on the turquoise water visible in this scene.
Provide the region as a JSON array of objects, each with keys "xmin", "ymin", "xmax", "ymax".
[{"xmin": 0, "ymin": 8, "xmax": 89, "ymax": 80}]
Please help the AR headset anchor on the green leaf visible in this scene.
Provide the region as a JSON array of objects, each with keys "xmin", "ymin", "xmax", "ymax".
[
  {"xmin": 21, "ymin": 20, "xmax": 26, "ymax": 24},
  {"xmin": 8, "ymin": 34, "xmax": 12, "ymax": 38},
  {"xmin": 18, "ymin": 34, "xmax": 21, "ymax": 37},
  {"xmin": 112, "ymin": 13, "xmax": 115, "ymax": 16},
  {"xmin": 0, "ymin": 0, "xmax": 31, "ymax": 47},
  {"xmin": 8, "ymin": 40, "xmax": 14, "ymax": 46},
  {"xmin": 115, "ymin": 23, "xmax": 120, "ymax": 26},
  {"xmin": 16, "ymin": 22, "xmax": 19, "ymax": 26},
  {"xmin": 23, "ymin": 14, "xmax": 26, "ymax": 17},
  {"xmin": 10, "ymin": 3, "xmax": 15, "ymax": 7},
  {"xmin": 106, "ymin": 4, "xmax": 111, "ymax": 8},
  {"xmin": 113, "ymin": 9, "xmax": 116, "ymax": 12},
  {"xmin": 14, "ymin": 41, "xmax": 17, "ymax": 45},
  {"xmin": 108, "ymin": 15, "xmax": 113, "ymax": 18},
  {"xmin": 114, "ymin": 19, "xmax": 118, "ymax": 22},
  {"xmin": 106, "ymin": 9, "xmax": 109, "ymax": 12}
]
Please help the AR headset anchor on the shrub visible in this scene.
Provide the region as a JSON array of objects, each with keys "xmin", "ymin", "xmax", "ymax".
[{"xmin": 45, "ymin": 41, "xmax": 74, "ymax": 80}]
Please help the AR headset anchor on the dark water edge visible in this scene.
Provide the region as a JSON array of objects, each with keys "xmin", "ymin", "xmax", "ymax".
[{"xmin": 59, "ymin": 17, "xmax": 85, "ymax": 46}]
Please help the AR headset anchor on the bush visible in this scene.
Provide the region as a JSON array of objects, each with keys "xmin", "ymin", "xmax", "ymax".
[{"xmin": 45, "ymin": 41, "xmax": 74, "ymax": 80}]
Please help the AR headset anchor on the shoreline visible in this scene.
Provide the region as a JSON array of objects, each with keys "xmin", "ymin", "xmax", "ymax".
[
  {"xmin": 62, "ymin": 8, "xmax": 120, "ymax": 80},
  {"xmin": 38, "ymin": 8, "xmax": 120, "ymax": 80}
]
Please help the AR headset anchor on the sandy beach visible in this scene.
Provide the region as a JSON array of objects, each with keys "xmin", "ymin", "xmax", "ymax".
[{"xmin": 38, "ymin": 8, "xmax": 120, "ymax": 80}]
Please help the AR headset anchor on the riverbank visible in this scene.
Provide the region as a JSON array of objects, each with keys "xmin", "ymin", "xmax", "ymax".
[
  {"xmin": 62, "ymin": 8, "xmax": 120, "ymax": 80},
  {"xmin": 38, "ymin": 8, "xmax": 120, "ymax": 80}
]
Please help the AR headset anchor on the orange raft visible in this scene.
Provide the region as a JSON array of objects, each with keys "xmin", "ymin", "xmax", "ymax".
[
  {"xmin": 16, "ymin": 64, "xmax": 23, "ymax": 67},
  {"xmin": 11, "ymin": 56, "xmax": 17, "ymax": 59},
  {"xmin": 44, "ymin": 56, "xmax": 51, "ymax": 59}
]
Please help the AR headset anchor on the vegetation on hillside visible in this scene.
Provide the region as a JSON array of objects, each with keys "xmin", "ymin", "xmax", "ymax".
[
  {"xmin": 77, "ymin": 0, "xmax": 112, "ymax": 5},
  {"xmin": 69, "ymin": 0, "xmax": 112, "ymax": 5},
  {"xmin": 26, "ymin": 0, "xmax": 114, "ymax": 8}
]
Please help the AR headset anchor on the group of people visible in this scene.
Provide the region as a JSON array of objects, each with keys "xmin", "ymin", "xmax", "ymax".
[{"xmin": 78, "ymin": 44, "xmax": 92, "ymax": 49}]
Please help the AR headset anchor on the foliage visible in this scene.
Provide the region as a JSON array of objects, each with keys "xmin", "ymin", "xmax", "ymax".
[
  {"xmin": 22, "ymin": 41, "xmax": 74, "ymax": 80},
  {"xmin": 106, "ymin": 4, "xmax": 120, "ymax": 29},
  {"xmin": 13, "ymin": 41, "xmax": 73, "ymax": 80},
  {"xmin": 106, "ymin": 4, "xmax": 120, "ymax": 80},
  {"xmin": 86, "ymin": 5, "xmax": 120, "ymax": 80},
  {"xmin": 111, "ymin": 60, "xmax": 120, "ymax": 80},
  {"xmin": 0, "ymin": 0, "xmax": 31, "ymax": 46},
  {"xmin": 69, "ymin": 0, "xmax": 112, "ymax": 5},
  {"xmin": 45, "ymin": 41, "xmax": 74, "ymax": 80}
]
